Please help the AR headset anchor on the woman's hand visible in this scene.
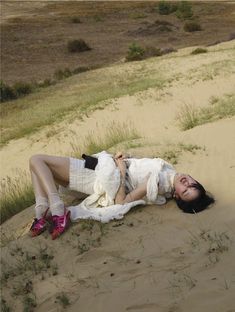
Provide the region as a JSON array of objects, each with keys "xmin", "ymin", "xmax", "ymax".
[
  {"xmin": 114, "ymin": 158, "xmax": 126, "ymax": 177},
  {"xmin": 114, "ymin": 151, "xmax": 130, "ymax": 160}
]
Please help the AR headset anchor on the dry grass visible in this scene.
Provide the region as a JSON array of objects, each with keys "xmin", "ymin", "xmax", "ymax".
[
  {"xmin": 71, "ymin": 121, "xmax": 141, "ymax": 157},
  {"xmin": 177, "ymin": 94, "xmax": 235, "ymax": 130},
  {"xmin": 0, "ymin": 171, "xmax": 34, "ymax": 224}
]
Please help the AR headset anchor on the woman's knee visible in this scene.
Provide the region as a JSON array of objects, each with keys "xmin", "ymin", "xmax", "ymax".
[{"xmin": 29, "ymin": 154, "xmax": 47, "ymax": 170}]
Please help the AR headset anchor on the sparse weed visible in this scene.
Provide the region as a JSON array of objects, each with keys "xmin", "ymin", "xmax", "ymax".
[
  {"xmin": 189, "ymin": 229, "xmax": 231, "ymax": 264},
  {"xmin": 77, "ymin": 242, "xmax": 90, "ymax": 254},
  {"xmin": 177, "ymin": 103, "xmax": 199, "ymax": 130},
  {"xmin": 22, "ymin": 293, "xmax": 37, "ymax": 312},
  {"xmin": 71, "ymin": 121, "xmax": 140, "ymax": 157},
  {"xmin": 0, "ymin": 171, "xmax": 34, "ymax": 224},
  {"xmin": 1, "ymin": 298, "xmax": 11, "ymax": 312},
  {"xmin": 1, "ymin": 244, "xmax": 56, "ymax": 284},
  {"xmin": 177, "ymin": 94, "xmax": 235, "ymax": 130},
  {"xmin": 56, "ymin": 292, "xmax": 70, "ymax": 308},
  {"xmin": 12, "ymin": 279, "xmax": 33, "ymax": 296},
  {"xmin": 160, "ymin": 142, "xmax": 202, "ymax": 164},
  {"xmin": 162, "ymin": 150, "xmax": 178, "ymax": 164},
  {"xmin": 191, "ymin": 48, "xmax": 207, "ymax": 55},
  {"xmin": 80, "ymin": 219, "xmax": 95, "ymax": 233}
]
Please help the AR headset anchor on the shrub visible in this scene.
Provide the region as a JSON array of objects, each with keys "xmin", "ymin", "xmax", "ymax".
[
  {"xmin": 38, "ymin": 78, "xmax": 53, "ymax": 88},
  {"xmin": 13, "ymin": 81, "xmax": 33, "ymax": 97},
  {"xmin": 70, "ymin": 16, "xmax": 81, "ymax": 23},
  {"xmin": 184, "ymin": 21, "xmax": 202, "ymax": 32},
  {"xmin": 176, "ymin": 1, "xmax": 193, "ymax": 19},
  {"xmin": 73, "ymin": 66, "xmax": 91, "ymax": 74},
  {"xmin": 93, "ymin": 15, "xmax": 104, "ymax": 22},
  {"xmin": 67, "ymin": 39, "xmax": 91, "ymax": 53},
  {"xmin": 191, "ymin": 48, "xmax": 207, "ymax": 55},
  {"xmin": 145, "ymin": 46, "xmax": 163, "ymax": 58},
  {"xmin": 126, "ymin": 43, "xmax": 145, "ymax": 61},
  {"xmin": 228, "ymin": 32, "xmax": 235, "ymax": 40},
  {"xmin": 158, "ymin": 1, "xmax": 178, "ymax": 15},
  {"xmin": 0, "ymin": 80, "xmax": 16, "ymax": 102},
  {"xmin": 54, "ymin": 68, "xmax": 72, "ymax": 80}
]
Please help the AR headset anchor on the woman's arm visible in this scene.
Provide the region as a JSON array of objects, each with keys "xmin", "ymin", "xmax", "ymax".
[{"xmin": 114, "ymin": 158, "xmax": 147, "ymax": 204}]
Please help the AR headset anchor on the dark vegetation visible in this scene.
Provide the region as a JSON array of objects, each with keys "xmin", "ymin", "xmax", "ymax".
[
  {"xmin": 191, "ymin": 47, "xmax": 207, "ymax": 55},
  {"xmin": 125, "ymin": 42, "xmax": 176, "ymax": 62},
  {"xmin": 2, "ymin": 1, "xmax": 235, "ymax": 87},
  {"xmin": 184, "ymin": 21, "xmax": 202, "ymax": 32},
  {"xmin": 67, "ymin": 39, "xmax": 91, "ymax": 53},
  {"xmin": 0, "ymin": 66, "xmax": 92, "ymax": 103}
]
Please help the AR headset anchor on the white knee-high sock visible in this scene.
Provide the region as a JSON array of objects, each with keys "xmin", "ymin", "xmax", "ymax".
[
  {"xmin": 48, "ymin": 193, "xmax": 64, "ymax": 216},
  {"xmin": 35, "ymin": 196, "xmax": 49, "ymax": 219}
]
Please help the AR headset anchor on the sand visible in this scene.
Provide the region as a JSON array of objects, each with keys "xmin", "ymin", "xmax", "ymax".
[{"xmin": 1, "ymin": 40, "xmax": 235, "ymax": 312}]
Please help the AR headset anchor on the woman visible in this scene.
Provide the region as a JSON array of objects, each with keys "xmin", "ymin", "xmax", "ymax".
[{"xmin": 29, "ymin": 151, "xmax": 214, "ymax": 240}]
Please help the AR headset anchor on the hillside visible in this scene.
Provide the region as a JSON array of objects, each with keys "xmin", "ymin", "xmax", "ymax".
[{"xmin": 1, "ymin": 39, "xmax": 235, "ymax": 312}]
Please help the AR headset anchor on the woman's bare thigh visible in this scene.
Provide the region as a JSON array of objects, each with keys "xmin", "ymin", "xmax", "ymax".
[{"xmin": 37, "ymin": 155, "xmax": 70, "ymax": 185}]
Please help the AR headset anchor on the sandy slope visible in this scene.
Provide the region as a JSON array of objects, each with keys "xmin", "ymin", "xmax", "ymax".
[{"xmin": 1, "ymin": 41, "xmax": 235, "ymax": 312}]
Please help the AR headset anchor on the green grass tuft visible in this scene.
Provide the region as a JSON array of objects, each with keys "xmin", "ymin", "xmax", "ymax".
[
  {"xmin": 191, "ymin": 48, "xmax": 207, "ymax": 55},
  {"xmin": 0, "ymin": 171, "xmax": 35, "ymax": 224},
  {"xmin": 56, "ymin": 293, "xmax": 70, "ymax": 308},
  {"xmin": 71, "ymin": 121, "xmax": 141, "ymax": 157},
  {"xmin": 177, "ymin": 94, "xmax": 235, "ymax": 130}
]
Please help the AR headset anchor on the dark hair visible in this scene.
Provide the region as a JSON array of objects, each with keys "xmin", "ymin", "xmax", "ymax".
[{"xmin": 175, "ymin": 181, "xmax": 215, "ymax": 214}]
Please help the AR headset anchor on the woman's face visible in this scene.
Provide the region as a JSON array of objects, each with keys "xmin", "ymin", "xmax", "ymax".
[{"xmin": 174, "ymin": 174, "xmax": 200, "ymax": 202}]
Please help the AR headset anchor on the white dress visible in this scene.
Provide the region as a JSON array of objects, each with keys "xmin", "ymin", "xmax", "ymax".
[{"xmin": 61, "ymin": 151, "xmax": 176, "ymax": 222}]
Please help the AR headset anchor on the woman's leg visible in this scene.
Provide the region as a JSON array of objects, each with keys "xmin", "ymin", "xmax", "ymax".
[
  {"xmin": 29, "ymin": 154, "xmax": 70, "ymax": 216},
  {"xmin": 30, "ymin": 170, "xmax": 49, "ymax": 219}
]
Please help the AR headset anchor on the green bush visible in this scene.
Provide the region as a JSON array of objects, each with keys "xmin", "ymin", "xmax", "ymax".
[
  {"xmin": 191, "ymin": 48, "xmax": 207, "ymax": 55},
  {"xmin": 13, "ymin": 81, "xmax": 33, "ymax": 97},
  {"xmin": 158, "ymin": 1, "xmax": 178, "ymax": 15},
  {"xmin": 70, "ymin": 16, "xmax": 81, "ymax": 23},
  {"xmin": 0, "ymin": 80, "xmax": 16, "ymax": 102},
  {"xmin": 54, "ymin": 68, "xmax": 72, "ymax": 80},
  {"xmin": 184, "ymin": 21, "xmax": 202, "ymax": 32},
  {"xmin": 38, "ymin": 78, "xmax": 53, "ymax": 88},
  {"xmin": 176, "ymin": 1, "xmax": 193, "ymax": 19},
  {"xmin": 126, "ymin": 43, "xmax": 145, "ymax": 61},
  {"xmin": 67, "ymin": 39, "xmax": 91, "ymax": 53}
]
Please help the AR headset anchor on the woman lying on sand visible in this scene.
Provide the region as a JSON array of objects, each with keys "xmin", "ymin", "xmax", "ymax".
[{"xmin": 29, "ymin": 151, "xmax": 214, "ymax": 240}]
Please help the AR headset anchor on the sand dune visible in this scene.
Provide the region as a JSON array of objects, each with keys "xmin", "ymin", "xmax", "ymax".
[{"xmin": 1, "ymin": 40, "xmax": 235, "ymax": 312}]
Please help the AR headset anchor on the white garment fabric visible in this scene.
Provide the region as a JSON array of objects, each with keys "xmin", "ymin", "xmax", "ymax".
[
  {"xmin": 69, "ymin": 158, "xmax": 95, "ymax": 195},
  {"xmin": 63, "ymin": 151, "xmax": 176, "ymax": 223},
  {"xmin": 125, "ymin": 157, "xmax": 176, "ymax": 205}
]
